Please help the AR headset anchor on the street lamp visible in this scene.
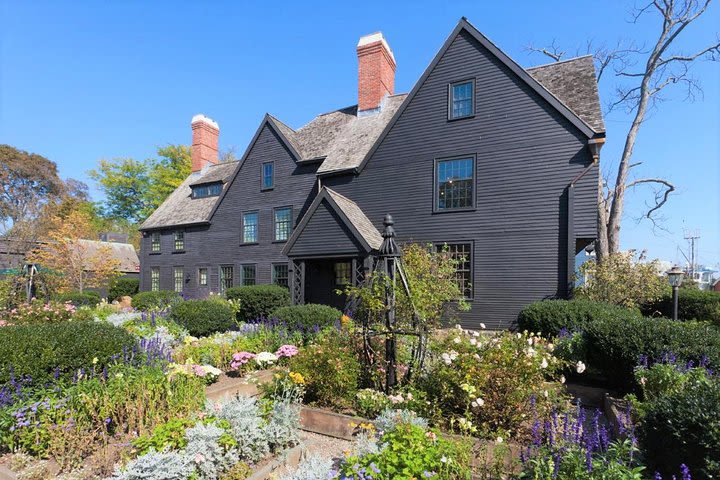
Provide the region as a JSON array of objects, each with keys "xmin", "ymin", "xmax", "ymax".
[{"xmin": 666, "ymin": 265, "xmax": 685, "ymax": 321}]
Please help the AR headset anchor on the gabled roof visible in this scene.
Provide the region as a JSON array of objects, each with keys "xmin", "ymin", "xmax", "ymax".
[
  {"xmin": 139, "ymin": 161, "xmax": 238, "ymax": 230},
  {"xmin": 77, "ymin": 239, "xmax": 140, "ymax": 273},
  {"xmin": 283, "ymin": 187, "xmax": 383, "ymax": 256}
]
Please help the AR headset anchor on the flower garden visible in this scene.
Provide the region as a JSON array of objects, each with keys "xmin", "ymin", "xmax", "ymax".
[{"xmin": 1, "ymin": 258, "xmax": 720, "ymax": 479}]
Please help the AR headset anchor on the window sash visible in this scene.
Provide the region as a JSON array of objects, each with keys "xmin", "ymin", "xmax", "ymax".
[
  {"xmin": 174, "ymin": 231, "xmax": 184, "ymax": 251},
  {"xmin": 173, "ymin": 267, "xmax": 184, "ymax": 293},
  {"xmin": 198, "ymin": 267, "xmax": 208, "ymax": 286},
  {"xmin": 242, "ymin": 265, "xmax": 256, "ymax": 286},
  {"xmin": 262, "ymin": 162, "xmax": 274, "ymax": 189},
  {"xmin": 272, "ymin": 264, "xmax": 289, "ymax": 288},
  {"xmin": 243, "ymin": 212, "xmax": 258, "ymax": 243},
  {"xmin": 451, "ymin": 81, "xmax": 474, "ymax": 118},
  {"xmin": 150, "ymin": 268, "xmax": 160, "ymax": 291},
  {"xmin": 436, "ymin": 158, "xmax": 474, "ymax": 210},
  {"xmin": 151, "ymin": 233, "xmax": 161, "ymax": 252},
  {"xmin": 436, "ymin": 243, "xmax": 473, "ymax": 299},
  {"xmin": 219, "ymin": 265, "xmax": 234, "ymax": 293},
  {"xmin": 192, "ymin": 183, "xmax": 222, "ymax": 199},
  {"xmin": 274, "ymin": 207, "xmax": 292, "ymax": 241},
  {"xmin": 334, "ymin": 262, "xmax": 352, "ymax": 286}
]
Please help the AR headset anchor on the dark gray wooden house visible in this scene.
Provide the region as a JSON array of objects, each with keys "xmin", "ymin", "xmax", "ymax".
[{"xmin": 139, "ymin": 18, "xmax": 605, "ymax": 329}]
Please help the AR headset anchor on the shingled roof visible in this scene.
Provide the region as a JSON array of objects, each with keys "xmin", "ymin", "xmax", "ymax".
[
  {"xmin": 527, "ymin": 55, "xmax": 605, "ymax": 134},
  {"xmin": 140, "ymin": 161, "xmax": 238, "ymax": 230}
]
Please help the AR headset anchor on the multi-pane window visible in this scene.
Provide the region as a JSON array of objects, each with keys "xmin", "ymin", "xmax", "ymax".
[
  {"xmin": 242, "ymin": 265, "xmax": 256, "ymax": 286},
  {"xmin": 262, "ymin": 162, "xmax": 274, "ymax": 189},
  {"xmin": 174, "ymin": 231, "xmax": 185, "ymax": 251},
  {"xmin": 449, "ymin": 80, "xmax": 474, "ymax": 119},
  {"xmin": 173, "ymin": 267, "xmax": 184, "ymax": 293},
  {"xmin": 191, "ymin": 182, "xmax": 222, "ymax": 199},
  {"xmin": 436, "ymin": 157, "xmax": 474, "ymax": 210},
  {"xmin": 272, "ymin": 263, "xmax": 289, "ymax": 288},
  {"xmin": 274, "ymin": 207, "xmax": 292, "ymax": 242},
  {"xmin": 437, "ymin": 243, "xmax": 473, "ymax": 299},
  {"xmin": 242, "ymin": 212, "xmax": 259, "ymax": 243},
  {"xmin": 198, "ymin": 267, "xmax": 208, "ymax": 286},
  {"xmin": 334, "ymin": 261, "xmax": 352, "ymax": 286},
  {"xmin": 219, "ymin": 265, "xmax": 234, "ymax": 293},
  {"xmin": 150, "ymin": 267, "xmax": 160, "ymax": 291},
  {"xmin": 151, "ymin": 232, "xmax": 161, "ymax": 253}
]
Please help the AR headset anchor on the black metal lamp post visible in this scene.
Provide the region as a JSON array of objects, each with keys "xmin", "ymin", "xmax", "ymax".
[{"xmin": 667, "ymin": 265, "xmax": 685, "ymax": 321}]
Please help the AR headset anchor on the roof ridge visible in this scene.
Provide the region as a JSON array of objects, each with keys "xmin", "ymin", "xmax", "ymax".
[
  {"xmin": 526, "ymin": 54, "xmax": 594, "ymax": 70},
  {"xmin": 267, "ymin": 113, "xmax": 297, "ymax": 132}
]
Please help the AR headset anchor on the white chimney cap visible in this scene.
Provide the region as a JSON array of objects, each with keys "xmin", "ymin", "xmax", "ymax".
[
  {"xmin": 191, "ymin": 114, "xmax": 219, "ymax": 130},
  {"xmin": 357, "ymin": 32, "xmax": 395, "ymax": 62}
]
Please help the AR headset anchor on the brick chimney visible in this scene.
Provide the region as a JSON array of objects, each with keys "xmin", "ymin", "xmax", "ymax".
[
  {"xmin": 191, "ymin": 114, "xmax": 219, "ymax": 172},
  {"xmin": 357, "ymin": 32, "xmax": 396, "ymax": 112}
]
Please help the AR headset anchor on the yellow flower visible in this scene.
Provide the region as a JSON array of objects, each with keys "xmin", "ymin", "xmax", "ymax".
[
  {"xmin": 289, "ymin": 371, "xmax": 305, "ymax": 385},
  {"xmin": 340, "ymin": 314, "xmax": 352, "ymax": 327}
]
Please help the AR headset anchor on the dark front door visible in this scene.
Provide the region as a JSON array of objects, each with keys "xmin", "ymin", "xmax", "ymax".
[{"xmin": 304, "ymin": 259, "xmax": 350, "ymax": 310}]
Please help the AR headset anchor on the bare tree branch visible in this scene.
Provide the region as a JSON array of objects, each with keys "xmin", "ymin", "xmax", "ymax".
[
  {"xmin": 626, "ymin": 177, "xmax": 676, "ymax": 220},
  {"xmin": 525, "ymin": 40, "xmax": 565, "ymax": 61}
]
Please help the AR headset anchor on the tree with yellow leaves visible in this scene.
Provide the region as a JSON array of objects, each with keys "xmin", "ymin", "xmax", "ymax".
[{"xmin": 27, "ymin": 210, "xmax": 121, "ymax": 293}]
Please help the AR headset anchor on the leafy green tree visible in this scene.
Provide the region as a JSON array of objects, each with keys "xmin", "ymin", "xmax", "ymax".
[{"xmin": 144, "ymin": 145, "xmax": 191, "ymax": 213}]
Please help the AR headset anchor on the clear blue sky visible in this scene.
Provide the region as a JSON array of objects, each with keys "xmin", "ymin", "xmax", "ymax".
[{"xmin": 2, "ymin": 1, "xmax": 718, "ymax": 268}]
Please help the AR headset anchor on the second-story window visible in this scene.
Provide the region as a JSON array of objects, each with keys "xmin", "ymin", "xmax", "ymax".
[
  {"xmin": 262, "ymin": 162, "xmax": 274, "ymax": 190},
  {"xmin": 449, "ymin": 80, "xmax": 474, "ymax": 119},
  {"xmin": 274, "ymin": 207, "xmax": 292, "ymax": 242},
  {"xmin": 174, "ymin": 231, "xmax": 185, "ymax": 251},
  {"xmin": 436, "ymin": 157, "xmax": 475, "ymax": 211},
  {"xmin": 151, "ymin": 232, "xmax": 161, "ymax": 253},
  {"xmin": 242, "ymin": 211, "xmax": 258, "ymax": 243}
]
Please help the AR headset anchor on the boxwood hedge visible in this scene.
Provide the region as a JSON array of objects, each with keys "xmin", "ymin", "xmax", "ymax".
[
  {"xmin": 642, "ymin": 288, "xmax": 720, "ymax": 325},
  {"xmin": 54, "ymin": 290, "xmax": 101, "ymax": 307},
  {"xmin": 169, "ymin": 299, "xmax": 235, "ymax": 337},
  {"xmin": 271, "ymin": 303, "xmax": 342, "ymax": 333},
  {"xmin": 132, "ymin": 290, "xmax": 181, "ymax": 312},
  {"xmin": 225, "ymin": 285, "xmax": 290, "ymax": 322}
]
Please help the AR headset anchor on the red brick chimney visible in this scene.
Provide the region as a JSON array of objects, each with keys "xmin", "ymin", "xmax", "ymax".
[
  {"xmin": 191, "ymin": 114, "xmax": 219, "ymax": 172},
  {"xmin": 357, "ymin": 32, "xmax": 396, "ymax": 112}
]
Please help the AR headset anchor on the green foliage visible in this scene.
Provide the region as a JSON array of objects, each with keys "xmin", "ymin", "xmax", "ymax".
[
  {"xmin": 220, "ymin": 461, "xmax": 252, "ymax": 480},
  {"xmin": 54, "ymin": 290, "xmax": 101, "ymax": 307},
  {"xmin": 640, "ymin": 377, "xmax": 720, "ymax": 478},
  {"xmin": 516, "ymin": 299, "xmax": 641, "ymax": 338},
  {"xmin": 225, "ymin": 285, "xmax": 291, "ymax": 322},
  {"xmin": 131, "ymin": 290, "xmax": 181, "ymax": 312},
  {"xmin": 575, "ymin": 316, "xmax": 720, "ymax": 391},
  {"xmin": 271, "ymin": 304, "xmax": 341, "ymax": 332},
  {"xmin": 131, "ymin": 417, "xmax": 196, "ymax": 455},
  {"xmin": 355, "ymin": 389, "xmax": 392, "ymax": 418},
  {"xmin": 144, "ymin": 145, "xmax": 192, "ymax": 215},
  {"xmin": 337, "ymin": 423, "xmax": 471, "ymax": 479},
  {"xmin": 3, "ymin": 299, "xmax": 77, "ymax": 325},
  {"xmin": 419, "ymin": 330, "xmax": 565, "ymax": 439},
  {"xmin": 576, "ymin": 251, "xmax": 665, "ymax": 309},
  {"xmin": 0, "ymin": 321, "xmax": 136, "ymax": 384},
  {"xmin": 109, "ymin": 277, "xmax": 140, "ymax": 301},
  {"xmin": 170, "ymin": 298, "xmax": 236, "ymax": 337},
  {"xmin": 288, "ymin": 327, "xmax": 361, "ymax": 409},
  {"xmin": 642, "ymin": 287, "xmax": 720, "ymax": 324}
]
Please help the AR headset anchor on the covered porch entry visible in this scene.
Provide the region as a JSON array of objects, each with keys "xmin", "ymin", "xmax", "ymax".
[{"xmin": 283, "ymin": 187, "xmax": 383, "ymax": 310}]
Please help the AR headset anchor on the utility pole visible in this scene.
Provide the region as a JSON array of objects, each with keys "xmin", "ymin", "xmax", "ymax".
[{"xmin": 683, "ymin": 230, "xmax": 700, "ymax": 280}]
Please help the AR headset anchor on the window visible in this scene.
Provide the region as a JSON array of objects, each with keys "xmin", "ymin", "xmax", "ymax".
[
  {"xmin": 151, "ymin": 232, "xmax": 161, "ymax": 253},
  {"xmin": 191, "ymin": 182, "xmax": 222, "ymax": 199},
  {"xmin": 262, "ymin": 162, "xmax": 274, "ymax": 190},
  {"xmin": 334, "ymin": 262, "xmax": 352, "ymax": 286},
  {"xmin": 150, "ymin": 267, "xmax": 160, "ymax": 291},
  {"xmin": 173, "ymin": 267, "xmax": 184, "ymax": 293},
  {"xmin": 242, "ymin": 211, "xmax": 259, "ymax": 243},
  {"xmin": 272, "ymin": 263, "xmax": 289, "ymax": 288},
  {"xmin": 242, "ymin": 265, "xmax": 256, "ymax": 286},
  {"xmin": 274, "ymin": 207, "xmax": 292, "ymax": 242},
  {"xmin": 174, "ymin": 231, "xmax": 185, "ymax": 251},
  {"xmin": 198, "ymin": 267, "xmax": 208, "ymax": 286},
  {"xmin": 436, "ymin": 243, "xmax": 473, "ymax": 299},
  {"xmin": 449, "ymin": 80, "xmax": 474, "ymax": 119},
  {"xmin": 219, "ymin": 265, "xmax": 234, "ymax": 293},
  {"xmin": 436, "ymin": 157, "xmax": 474, "ymax": 211}
]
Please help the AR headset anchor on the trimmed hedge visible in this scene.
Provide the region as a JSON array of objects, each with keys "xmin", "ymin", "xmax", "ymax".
[
  {"xmin": 642, "ymin": 288, "xmax": 720, "ymax": 324},
  {"xmin": 170, "ymin": 299, "xmax": 235, "ymax": 337},
  {"xmin": 583, "ymin": 317, "xmax": 720, "ymax": 391},
  {"xmin": 109, "ymin": 277, "xmax": 140, "ymax": 301},
  {"xmin": 132, "ymin": 290, "xmax": 181, "ymax": 312},
  {"xmin": 54, "ymin": 290, "xmax": 101, "ymax": 307},
  {"xmin": 225, "ymin": 285, "xmax": 290, "ymax": 322},
  {"xmin": 272, "ymin": 304, "xmax": 342, "ymax": 333},
  {"xmin": 516, "ymin": 299, "xmax": 641, "ymax": 338},
  {"xmin": 0, "ymin": 321, "xmax": 137, "ymax": 384},
  {"xmin": 640, "ymin": 379, "xmax": 720, "ymax": 479}
]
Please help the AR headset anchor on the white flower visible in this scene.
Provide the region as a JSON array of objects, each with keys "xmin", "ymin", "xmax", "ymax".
[
  {"xmin": 540, "ymin": 358, "xmax": 548, "ymax": 369},
  {"xmin": 455, "ymin": 324, "xmax": 463, "ymax": 330},
  {"xmin": 440, "ymin": 456, "xmax": 448, "ymax": 463},
  {"xmin": 389, "ymin": 394, "xmax": 404, "ymax": 404},
  {"xmin": 548, "ymin": 343, "xmax": 555, "ymax": 351},
  {"xmin": 527, "ymin": 338, "xmax": 533, "ymax": 346},
  {"xmin": 496, "ymin": 436, "xmax": 504, "ymax": 444},
  {"xmin": 472, "ymin": 331, "xmax": 480, "ymax": 337},
  {"xmin": 473, "ymin": 353, "xmax": 480, "ymax": 360},
  {"xmin": 470, "ymin": 338, "xmax": 477, "ymax": 346},
  {"xmin": 576, "ymin": 361, "xmax": 586, "ymax": 374},
  {"xmin": 479, "ymin": 323, "xmax": 486, "ymax": 329},
  {"xmin": 255, "ymin": 352, "xmax": 278, "ymax": 365},
  {"xmin": 516, "ymin": 333, "xmax": 522, "ymax": 339},
  {"xmin": 453, "ymin": 337, "xmax": 461, "ymax": 344},
  {"xmin": 406, "ymin": 392, "xmax": 413, "ymax": 400},
  {"xmin": 543, "ymin": 390, "xmax": 549, "ymax": 398},
  {"xmin": 639, "ymin": 377, "xmax": 646, "ymax": 386},
  {"xmin": 441, "ymin": 352, "xmax": 453, "ymax": 365},
  {"xmin": 471, "ymin": 397, "xmax": 484, "ymax": 408},
  {"xmin": 560, "ymin": 375, "xmax": 566, "ymax": 384},
  {"xmin": 203, "ymin": 365, "xmax": 222, "ymax": 377},
  {"xmin": 526, "ymin": 347, "xmax": 536, "ymax": 357}
]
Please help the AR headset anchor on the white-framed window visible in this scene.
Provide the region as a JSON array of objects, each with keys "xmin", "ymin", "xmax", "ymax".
[
  {"xmin": 174, "ymin": 230, "xmax": 185, "ymax": 251},
  {"xmin": 173, "ymin": 266, "xmax": 184, "ymax": 293},
  {"xmin": 150, "ymin": 267, "xmax": 160, "ymax": 291},
  {"xmin": 151, "ymin": 232, "xmax": 161, "ymax": 253},
  {"xmin": 242, "ymin": 211, "xmax": 259, "ymax": 243},
  {"xmin": 274, "ymin": 207, "xmax": 292, "ymax": 241}
]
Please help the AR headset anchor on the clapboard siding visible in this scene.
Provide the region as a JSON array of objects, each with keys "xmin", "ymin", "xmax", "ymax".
[
  {"xmin": 139, "ymin": 124, "xmax": 318, "ymax": 295},
  {"xmin": 288, "ymin": 200, "xmax": 365, "ymax": 257},
  {"xmin": 323, "ymin": 29, "xmax": 597, "ymax": 329}
]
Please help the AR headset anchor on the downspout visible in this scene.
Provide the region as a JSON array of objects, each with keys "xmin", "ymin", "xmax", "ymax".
[{"xmin": 566, "ymin": 137, "xmax": 605, "ymax": 298}]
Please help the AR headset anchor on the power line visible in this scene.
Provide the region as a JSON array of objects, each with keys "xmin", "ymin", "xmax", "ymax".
[{"xmin": 683, "ymin": 229, "xmax": 700, "ymax": 279}]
